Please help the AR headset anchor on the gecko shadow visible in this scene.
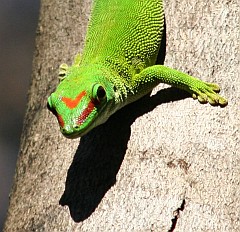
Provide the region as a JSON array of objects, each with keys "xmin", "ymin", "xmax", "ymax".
[
  {"xmin": 59, "ymin": 87, "xmax": 190, "ymax": 222},
  {"xmin": 59, "ymin": 19, "xmax": 189, "ymax": 222}
]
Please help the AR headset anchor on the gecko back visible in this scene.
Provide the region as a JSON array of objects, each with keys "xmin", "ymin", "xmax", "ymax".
[
  {"xmin": 81, "ymin": 0, "xmax": 164, "ymax": 76},
  {"xmin": 47, "ymin": 0, "xmax": 227, "ymax": 139}
]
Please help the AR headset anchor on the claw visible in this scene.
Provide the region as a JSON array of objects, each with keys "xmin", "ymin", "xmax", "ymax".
[
  {"xmin": 208, "ymin": 95, "xmax": 219, "ymax": 106},
  {"xmin": 197, "ymin": 94, "xmax": 208, "ymax": 104},
  {"xmin": 192, "ymin": 93, "xmax": 197, "ymax": 99},
  {"xmin": 219, "ymin": 97, "xmax": 228, "ymax": 107},
  {"xmin": 58, "ymin": 63, "xmax": 69, "ymax": 81},
  {"xmin": 58, "ymin": 53, "xmax": 81, "ymax": 81},
  {"xmin": 206, "ymin": 82, "xmax": 221, "ymax": 93}
]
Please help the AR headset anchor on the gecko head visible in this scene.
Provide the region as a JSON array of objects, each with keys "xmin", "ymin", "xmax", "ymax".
[{"xmin": 47, "ymin": 68, "xmax": 114, "ymax": 138}]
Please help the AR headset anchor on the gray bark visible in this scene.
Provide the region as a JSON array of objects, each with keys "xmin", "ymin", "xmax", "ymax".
[{"xmin": 4, "ymin": 0, "xmax": 240, "ymax": 231}]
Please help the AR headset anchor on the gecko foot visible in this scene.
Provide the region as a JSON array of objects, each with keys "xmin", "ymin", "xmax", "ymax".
[{"xmin": 192, "ymin": 82, "xmax": 228, "ymax": 107}]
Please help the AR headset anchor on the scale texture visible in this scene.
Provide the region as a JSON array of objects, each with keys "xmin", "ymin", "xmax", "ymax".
[{"xmin": 47, "ymin": 0, "xmax": 227, "ymax": 138}]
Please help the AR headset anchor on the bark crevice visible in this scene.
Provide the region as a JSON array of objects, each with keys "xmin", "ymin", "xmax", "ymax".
[{"xmin": 169, "ymin": 199, "xmax": 186, "ymax": 232}]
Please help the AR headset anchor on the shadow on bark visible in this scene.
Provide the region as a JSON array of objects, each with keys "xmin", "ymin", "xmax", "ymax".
[
  {"xmin": 59, "ymin": 87, "xmax": 190, "ymax": 222},
  {"xmin": 59, "ymin": 20, "xmax": 189, "ymax": 222}
]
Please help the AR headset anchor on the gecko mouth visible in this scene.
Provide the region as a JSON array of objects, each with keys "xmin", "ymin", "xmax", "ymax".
[
  {"xmin": 60, "ymin": 101, "xmax": 98, "ymax": 139},
  {"xmin": 60, "ymin": 120, "xmax": 96, "ymax": 139},
  {"xmin": 61, "ymin": 129, "xmax": 85, "ymax": 139}
]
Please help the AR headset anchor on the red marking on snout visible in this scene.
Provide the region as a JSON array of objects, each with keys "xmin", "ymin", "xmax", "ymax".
[
  {"xmin": 57, "ymin": 115, "xmax": 64, "ymax": 128},
  {"xmin": 62, "ymin": 91, "xmax": 86, "ymax": 109},
  {"xmin": 77, "ymin": 101, "xmax": 95, "ymax": 125}
]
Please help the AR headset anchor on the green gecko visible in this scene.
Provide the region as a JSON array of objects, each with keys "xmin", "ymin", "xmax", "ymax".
[{"xmin": 47, "ymin": 0, "xmax": 227, "ymax": 139}]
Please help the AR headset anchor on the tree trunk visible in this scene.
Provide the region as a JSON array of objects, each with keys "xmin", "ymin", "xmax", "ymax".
[{"xmin": 4, "ymin": 0, "xmax": 239, "ymax": 231}]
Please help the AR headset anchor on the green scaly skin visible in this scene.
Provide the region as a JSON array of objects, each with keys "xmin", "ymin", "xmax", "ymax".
[{"xmin": 47, "ymin": 0, "xmax": 228, "ymax": 139}]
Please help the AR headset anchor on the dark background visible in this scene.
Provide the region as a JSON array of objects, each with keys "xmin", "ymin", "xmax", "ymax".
[{"xmin": 0, "ymin": 1, "xmax": 40, "ymax": 229}]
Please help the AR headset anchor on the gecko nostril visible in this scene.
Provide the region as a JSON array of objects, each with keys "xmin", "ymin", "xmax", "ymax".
[{"xmin": 47, "ymin": 99, "xmax": 58, "ymax": 116}]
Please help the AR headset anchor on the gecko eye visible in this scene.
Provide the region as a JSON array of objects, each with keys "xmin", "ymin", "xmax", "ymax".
[
  {"xmin": 97, "ymin": 86, "xmax": 106, "ymax": 100},
  {"xmin": 93, "ymin": 84, "xmax": 106, "ymax": 102}
]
